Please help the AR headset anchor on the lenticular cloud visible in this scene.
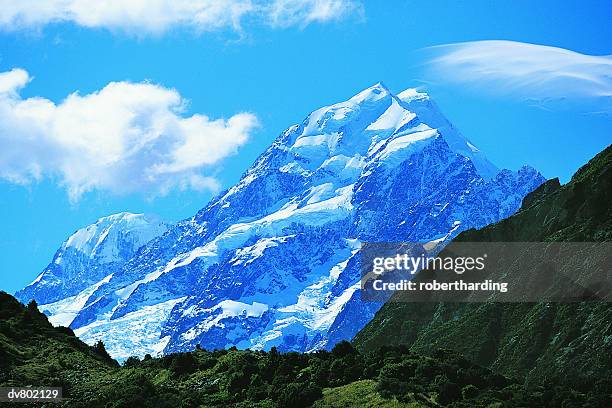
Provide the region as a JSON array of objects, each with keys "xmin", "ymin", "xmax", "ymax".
[
  {"xmin": 0, "ymin": 68, "xmax": 259, "ymax": 201},
  {"xmin": 426, "ymin": 40, "xmax": 612, "ymax": 113}
]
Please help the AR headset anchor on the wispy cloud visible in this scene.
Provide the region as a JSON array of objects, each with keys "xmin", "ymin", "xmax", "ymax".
[
  {"xmin": 0, "ymin": 68, "xmax": 259, "ymax": 201},
  {"xmin": 0, "ymin": 0, "xmax": 363, "ymax": 35},
  {"xmin": 425, "ymin": 40, "xmax": 612, "ymax": 113},
  {"xmin": 267, "ymin": 0, "xmax": 363, "ymax": 28}
]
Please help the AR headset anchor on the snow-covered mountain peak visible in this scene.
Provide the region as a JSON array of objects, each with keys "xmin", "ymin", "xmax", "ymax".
[
  {"xmin": 279, "ymin": 84, "xmax": 497, "ymax": 183},
  {"xmin": 63, "ymin": 212, "xmax": 167, "ymax": 262},
  {"xmin": 16, "ymin": 212, "xmax": 169, "ymax": 305},
  {"xmin": 296, "ymin": 84, "xmax": 393, "ymax": 142},
  {"xmin": 396, "ymin": 88, "xmax": 429, "ymax": 103},
  {"xmin": 348, "ymin": 82, "xmax": 391, "ymax": 103},
  {"xmin": 205, "ymin": 84, "xmax": 505, "ymax": 235},
  {"xmin": 17, "ymin": 83, "xmax": 546, "ymax": 359}
]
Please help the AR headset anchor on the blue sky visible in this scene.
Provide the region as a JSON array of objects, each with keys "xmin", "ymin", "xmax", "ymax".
[{"xmin": 1, "ymin": 0, "xmax": 611, "ymax": 293}]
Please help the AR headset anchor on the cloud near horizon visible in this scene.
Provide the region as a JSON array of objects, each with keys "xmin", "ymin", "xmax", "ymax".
[
  {"xmin": 426, "ymin": 40, "xmax": 612, "ymax": 113},
  {"xmin": 0, "ymin": 0, "xmax": 363, "ymax": 35},
  {"xmin": 0, "ymin": 68, "xmax": 259, "ymax": 201}
]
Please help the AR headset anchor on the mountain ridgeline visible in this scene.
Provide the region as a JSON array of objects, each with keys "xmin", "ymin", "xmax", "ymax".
[
  {"xmin": 15, "ymin": 84, "xmax": 544, "ymax": 359},
  {"xmin": 354, "ymin": 144, "xmax": 612, "ymax": 389}
]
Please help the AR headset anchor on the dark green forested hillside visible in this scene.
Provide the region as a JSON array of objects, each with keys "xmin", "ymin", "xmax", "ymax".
[
  {"xmin": 0, "ymin": 291, "xmax": 554, "ymax": 407},
  {"xmin": 354, "ymin": 145, "xmax": 612, "ymax": 392},
  {"xmin": 0, "ymin": 293, "xmax": 118, "ymax": 385}
]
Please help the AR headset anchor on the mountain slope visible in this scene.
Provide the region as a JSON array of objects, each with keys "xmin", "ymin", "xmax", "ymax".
[
  {"xmin": 353, "ymin": 144, "xmax": 612, "ymax": 388},
  {"xmin": 16, "ymin": 213, "xmax": 168, "ymax": 309},
  {"xmin": 18, "ymin": 84, "xmax": 545, "ymax": 359}
]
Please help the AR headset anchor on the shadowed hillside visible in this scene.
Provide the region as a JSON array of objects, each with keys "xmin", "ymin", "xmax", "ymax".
[{"xmin": 354, "ymin": 145, "xmax": 612, "ymax": 393}]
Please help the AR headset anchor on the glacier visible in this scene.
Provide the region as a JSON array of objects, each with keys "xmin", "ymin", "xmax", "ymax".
[{"xmin": 16, "ymin": 83, "xmax": 545, "ymax": 360}]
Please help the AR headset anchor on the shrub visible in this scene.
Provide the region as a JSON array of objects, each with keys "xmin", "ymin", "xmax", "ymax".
[
  {"xmin": 55, "ymin": 326, "xmax": 76, "ymax": 337},
  {"xmin": 331, "ymin": 340, "xmax": 357, "ymax": 358},
  {"xmin": 381, "ymin": 360, "xmax": 417, "ymax": 380},
  {"xmin": 169, "ymin": 352, "xmax": 197, "ymax": 376},
  {"xmin": 27, "ymin": 300, "xmax": 38, "ymax": 313},
  {"xmin": 123, "ymin": 356, "xmax": 141, "ymax": 367},
  {"xmin": 438, "ymin": 381, "xmax": 461, "ymax": 405},
  {"xmin": 415, "ymin": 359, "xmax": 439, "ymax": 381},
  {"xmin": 277, "ymin": 383, "xmax": 322, "ymax": 408},
  {"xmin": 377, "ymin": 376, "xmax": 407, "ymax": 399},
  {"xmin": 462, "ymin": 384, "xmax": 479, "ymax": 399},
  {"xmin": 92, "ymin": 340, "xmax": 113, "ymax": 361},
  {"xmin": 310, "ymin": 359, "xmax": 330, "ymax": 387},
  {"xmin": 227, "ymin": 371, "xmax": 250, "ymax": 394}
]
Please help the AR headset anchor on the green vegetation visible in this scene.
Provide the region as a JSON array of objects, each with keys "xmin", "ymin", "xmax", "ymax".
[
  {"xmin": 0, "ymin": 293, "xmax": 562, "ymax": 407},
  {"xmin": 0, "ymin": 295, "xmax": 117, "ymax": 389},
  {"xmin": 314, "ymin": 380, "xmax": 414, "ymax": 407}
]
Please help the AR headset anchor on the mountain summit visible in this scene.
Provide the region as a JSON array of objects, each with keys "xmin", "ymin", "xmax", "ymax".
[
  {"xmin": 16, "ymin": 213, "xmax": 168, "ymax": 307},
  {"xmin": 16, "ymin": 85, "xmax": 545, "ymax": 359}
]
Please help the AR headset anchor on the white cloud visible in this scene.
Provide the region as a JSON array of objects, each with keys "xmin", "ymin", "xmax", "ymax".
[
  {"xmin": 267, "ymin": 0, "xmax": 363, "ymax": 28},
  {"xmin": 426, "ymin": 40, "xmax": 612, "ymax": 113},
  {"xmin": 0, "ymin": 0, "xmax": 362, "ymax": 34},
  {"xmin": 0, "ymin": 68, "xmax": 259, "ymax": 201}
]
